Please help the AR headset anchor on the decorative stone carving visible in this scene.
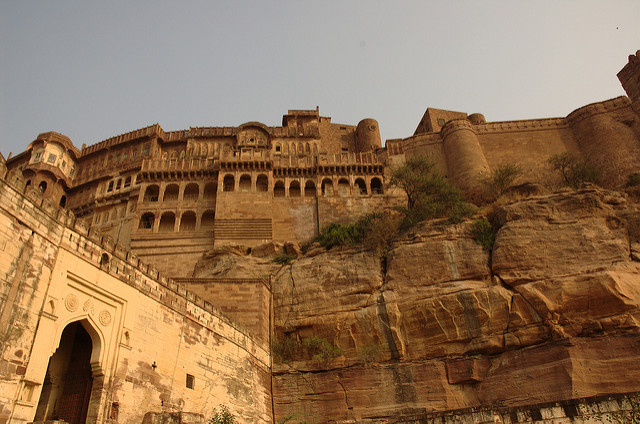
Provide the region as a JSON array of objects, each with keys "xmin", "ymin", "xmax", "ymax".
[
  {"xmin": 99, "ymin": 310, "xmax": 112, "ymax": 326},
  {"xmin": 64, "ymin": 294, "xmax": 79, "ymax": 312},
  {"xmin": 83, "ymin": 298, "xmax": 95, "ymax": 316}
]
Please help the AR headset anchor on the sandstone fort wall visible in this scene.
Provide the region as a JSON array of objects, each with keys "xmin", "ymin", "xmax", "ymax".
[{"xmin": 0, "ymin": 167, "xmax": 271, "ymax": 424}]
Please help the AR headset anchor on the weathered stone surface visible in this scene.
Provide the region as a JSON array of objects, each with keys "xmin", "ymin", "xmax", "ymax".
[
  {"xmin": 270, "ymin": 187, "xmax": 640, "ymax": 423},
  {"xmin": 492, "ymin": 189, "xmax": 630, "ymax": 285},
  {"xmin": 193, "ymin": 244, "xmax": 279, "ymax": 278}
]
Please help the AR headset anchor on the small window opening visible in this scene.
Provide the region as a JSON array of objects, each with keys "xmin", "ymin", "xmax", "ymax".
[{"xmin": 186, "ymin": 374, "xmax": 195, "ymax": 389}]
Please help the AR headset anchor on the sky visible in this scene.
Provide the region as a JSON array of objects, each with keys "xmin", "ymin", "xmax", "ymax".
[{"xmin": 1, "ymin": 1, "xmax": 639, "ymax": 157}]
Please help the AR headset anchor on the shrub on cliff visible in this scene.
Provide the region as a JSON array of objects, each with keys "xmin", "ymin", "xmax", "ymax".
[
  {"xmin": 548, "ymin": 153, "xmax": 601, "ymax": 189},
  {"xmin": 316, "ymin": 221, "xmax": 366, "ymax": 248},
  {"xmin": 471, "ymin": 219, "xmax": 496, "ymax": 252},
  {"xmin": 208, "ymin": 406, "xmax": 238, "ymax": 424},
  {"xmin": 302, "ymin": 336, "xmax": 343, "ymax": 363},
  {"xmin": 272, "ymin": 253, "xmax": 297, "ymax": 265},
  {"xmin": 272, "ymin": 336, "xmax": 296, "ymax": 363},
  {"xmin": 479, "ymin": 163, "xmax": 522, "ymax": 200},
  {"xmin": 390, "ymin": 156, "xmax": 474, "ymax": 226}
]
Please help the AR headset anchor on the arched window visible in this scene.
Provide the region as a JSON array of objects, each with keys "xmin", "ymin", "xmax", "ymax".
[
  {"xmin": 201, "ymin": 210, "xmax": 215, "ymax": 230},
  {"xmin": 223, "ymin": 175, "xmax": 235, "ymax": 192},
  {"xmin": 239, "ymin": 174, "xmax": 251, "ymax": 192},
  {"xmin": 337, "ymin": 178, "xmax": 350, "ymax": 197},
  {"xmin": 204, "ymin": 182, "xmax": 217, "ymax": 199},
  {"xmin": 183, "ymin": 183, "xmax": 199, "ymax": 201},
  {"xmin": 321, "ymin": 178, "xmax": 333, "ymax": 196},
  {"xmin": 163, "ymin": 184, "xmax": 179, "ymax": 202},
  {"xmin": 274, "ymin": 181, "xmax": 285, "ymax": 197},
  {"xmin": 59, "ymin": 195, "xmax": 67, "ymax": 207},
  {"xmin": 38, "ymin": 181, "xmax": 47, "ymax": 193},
  {"xmin": 179, "ymin": 211, "xmax": 197, "ymax": 232},
  {"xmin": 289, "ymin": 180, "xmax": 301, "ymax": 197},
  {"xmin": 304, "ymin": 180, "xmax": 316, "ymax": 197},
  {"xmin": 25, "ymin": 179, "xmax": 31, "ymax": 187},
  {"xmin": 256, "ymin": 174, "xmax": 268, "ymax": 192},
  {"xmin": 158, "ymin": 212, "xmax": 175, "ymax": 232},
  {"xmin": 139, "ymin": 213, "xmax": 155, "ymax": 230},
  {"xmin": 371, "ymin": 177, "xmax": 383, "ymax": 194},
  {"xmin": 144, "ymin": 185, "xmax": 159, "ymax": 202},
  {"xmin": 355, "ymin": 178, "xmax": 367, "ymax": 196}
]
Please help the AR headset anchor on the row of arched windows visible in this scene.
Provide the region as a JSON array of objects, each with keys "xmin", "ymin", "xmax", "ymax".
[
  {"xmin": 272, "ymin": 177, "xmax": 383, "ymax": 197},
  {"xmin": 143, "ymin": 182, "xmax": 217, "ymax": 202},
  {"xmin": 25, "ymin": 179, "xmax": 67, "ymax": 207},
  {"xmin": 274, "ymin": 141, "xmax": 318, "ymax": 155},
  {"xmin": 222, "ymin": 174, "xmax": 269, "ymax": 192},
  {"xmin": 138, "ymin": 210, "xmax": 215, "ymax": 232},
  {"xmin": 219, "ymin": 174, "xmax": 383, "ymax": 197},
  {"xmin": 106, "ymin": 175, "xmax": 137, "ymax": 193},
  {"xmin": 141, "ymin": 175, "xmax": 383, "ymax": 200}
]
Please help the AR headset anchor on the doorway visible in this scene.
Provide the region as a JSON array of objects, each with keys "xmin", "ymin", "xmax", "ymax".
[{"xmin": 34, "ymin": 321, "xmax": 95, "ymax": 423}]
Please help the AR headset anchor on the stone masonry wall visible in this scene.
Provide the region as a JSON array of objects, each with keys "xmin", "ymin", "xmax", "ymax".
[
  {"xmin": 0, "ymin": 168, "xmax": 272, "ymax": 424},
  {"xmin": 175, "ymin": 278, "xmax": 271, "ymax": 345}
]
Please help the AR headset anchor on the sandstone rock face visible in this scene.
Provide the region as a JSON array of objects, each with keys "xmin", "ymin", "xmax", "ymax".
[{"xmin": 268, "ymin": 188, "xmax": 640, "ymax": 423}]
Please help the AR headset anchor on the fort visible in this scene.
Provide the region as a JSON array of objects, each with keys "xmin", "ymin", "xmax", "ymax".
[{"xmin": 0, "ymin": 51, "xmax": 638, "ymax": 423}]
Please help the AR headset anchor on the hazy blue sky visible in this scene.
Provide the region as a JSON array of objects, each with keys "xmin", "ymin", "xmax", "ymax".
[{"xmin": 1, "ymin": 1, "xmax": 639, "ymax": 157}]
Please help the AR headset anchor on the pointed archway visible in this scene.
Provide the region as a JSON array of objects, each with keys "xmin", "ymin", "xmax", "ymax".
[{"xmin": 33, "ymin": 320, "xmax": 99, "ymax": 423}]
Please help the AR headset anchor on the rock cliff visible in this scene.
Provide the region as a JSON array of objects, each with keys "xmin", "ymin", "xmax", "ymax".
[{"xmin": 197, "ymin": 187, "xmax": 640, "ymax": 423}]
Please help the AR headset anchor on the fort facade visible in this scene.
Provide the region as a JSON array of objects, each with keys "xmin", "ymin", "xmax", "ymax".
[{"xmin": 0, "ymin": 50, "xmax": 638, "ymax": 423}]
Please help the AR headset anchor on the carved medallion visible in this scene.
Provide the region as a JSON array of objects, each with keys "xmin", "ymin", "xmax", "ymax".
[
  {"xmin": 83, "ymin": 299, "xmax": 95, "ymax": 315},
  {"xmin": 64, "ymin": 294, "xmax": 79, "ymax": 312},
  {"xmin": 99, "ymin": 310, "xmax": 112, "ymax": 326}
]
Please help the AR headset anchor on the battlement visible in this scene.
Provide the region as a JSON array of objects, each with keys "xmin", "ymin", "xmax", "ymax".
[
  {"xmin": 81, "ymin": 124, "xmax": 165, "ymax": 156},
  {"xmin": 566, "ymin": 96, "xmax": 632, "ymax": 124}
]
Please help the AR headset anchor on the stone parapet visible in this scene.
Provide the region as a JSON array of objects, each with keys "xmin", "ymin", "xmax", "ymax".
[
  {"xmin": 81, "ymin": 124, "xmax": 165, "ymax": 156},
  {"xmin": 474, "ymin": 117, "xmax": 567, "ymax": 134},
  {"xmin": 141, "ymin": 157, "xmax": 219, "ymax": 173},
  {"xmin": 566, "ymin": 96, "xmax": 632, "ymax": 125}
]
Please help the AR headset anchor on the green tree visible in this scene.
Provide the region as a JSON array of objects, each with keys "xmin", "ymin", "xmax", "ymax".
[
  {"xmin": 208, "ymin": 405, "xmax": 238, "ymax": 424},
  {"xmin": 389, "ymin": 156, "xmax": 474, "ymax": 225},
  {"xmin": 471, "ymin": 219, "xmax": 496, "ymax": 252},
  {"xmin": 302, "ymin": 336, "xmax": 343, "ymax": 364},
  {"xmin": 480, "ymin": 163, "xmax": 522, "ymax": 199},
  {"xmin": 548, "ymin": 153, "xmax": 601, "ymax": 189}
]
